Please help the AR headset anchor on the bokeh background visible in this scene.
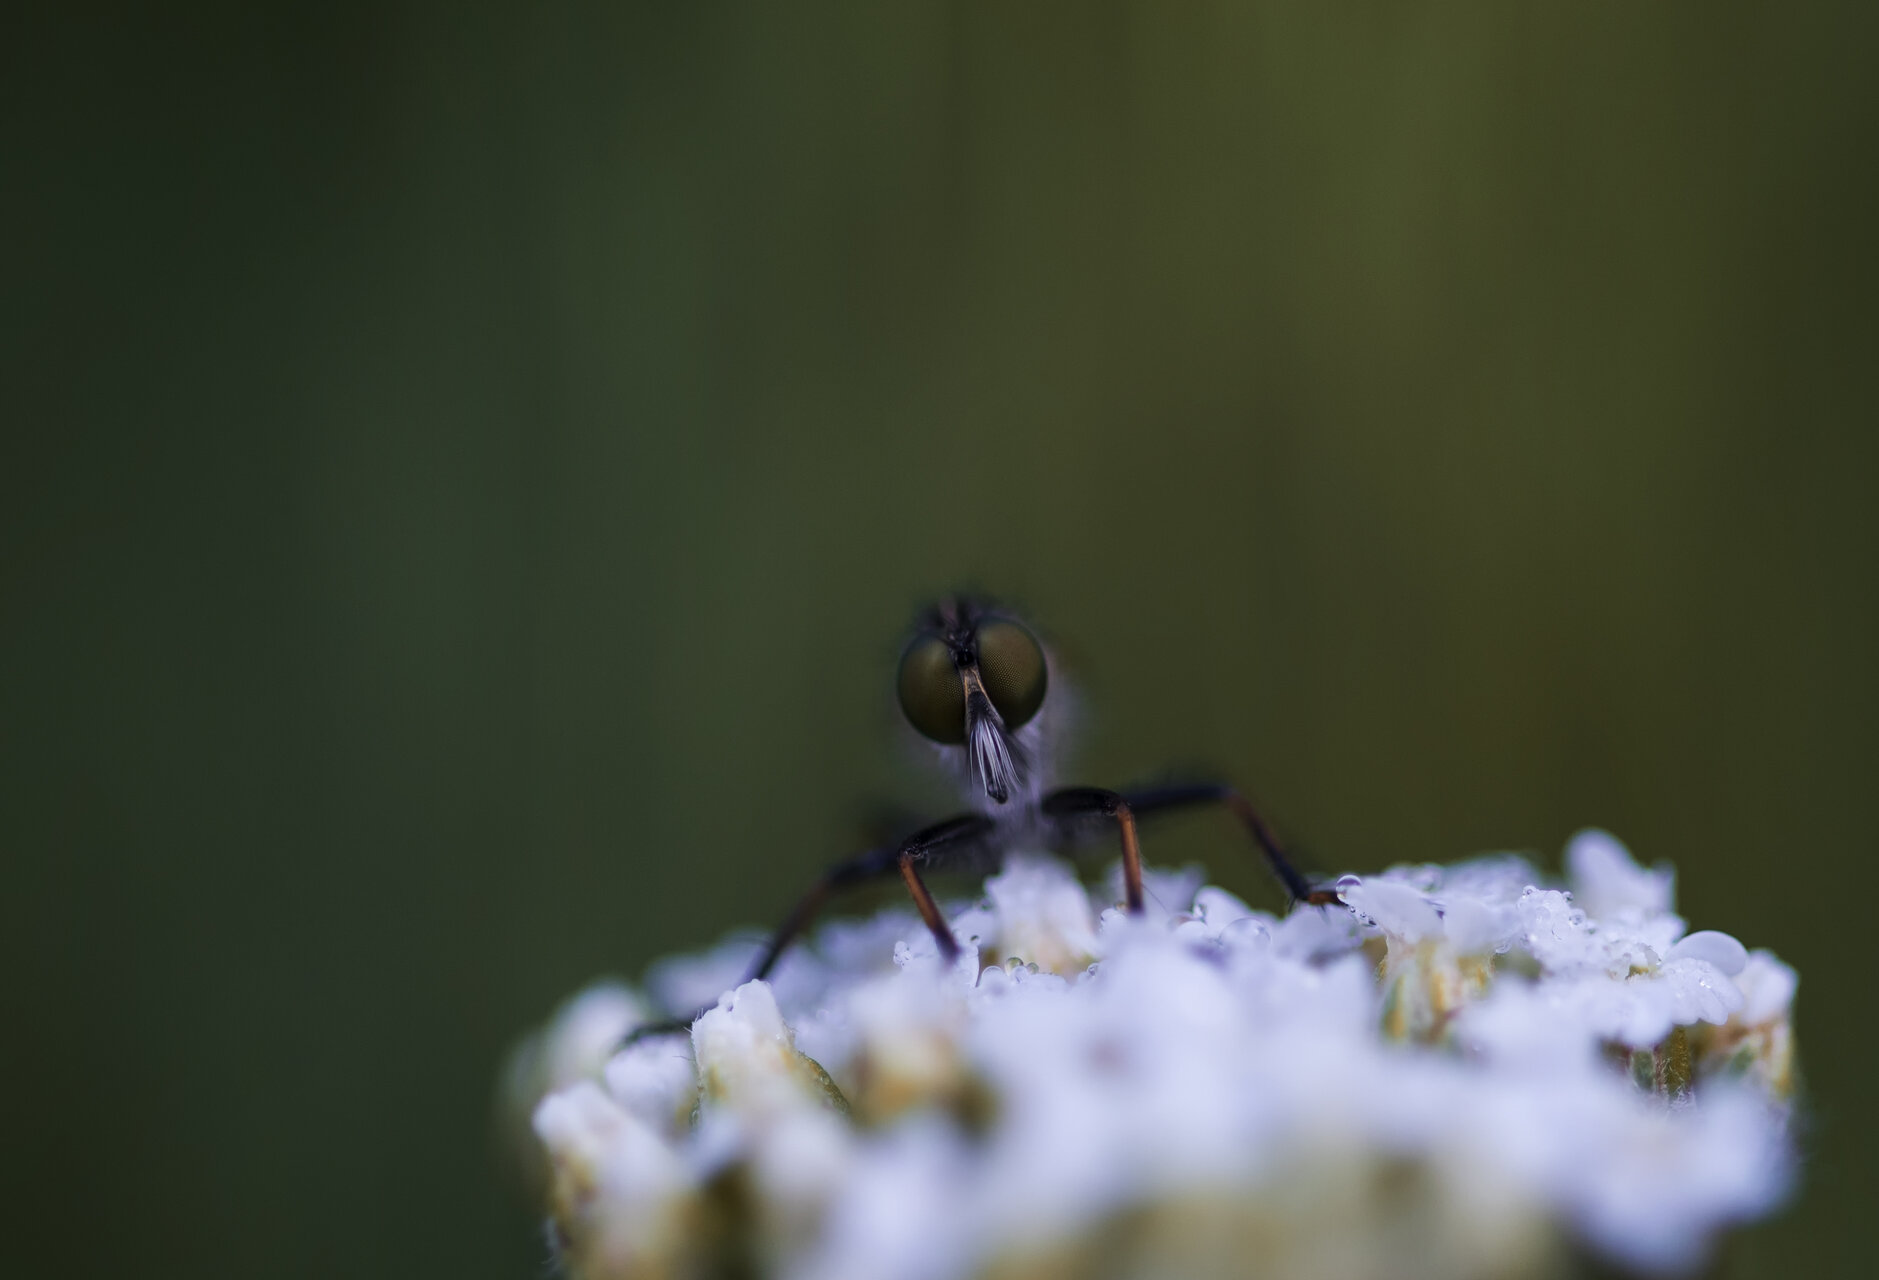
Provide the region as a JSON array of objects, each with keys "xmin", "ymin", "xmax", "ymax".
[{"xmin": 8, "ymin": 4, "xmax": 1875, "ymax": 1277}]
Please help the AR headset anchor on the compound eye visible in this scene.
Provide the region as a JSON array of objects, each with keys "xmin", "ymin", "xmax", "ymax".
[
  {"xmin": 897, "ymin": 635, "xmax": 967, "ymax": 744},
  {"xmin": 976, "ymin": 619, "xmax": 1047, "ymax": 729}
]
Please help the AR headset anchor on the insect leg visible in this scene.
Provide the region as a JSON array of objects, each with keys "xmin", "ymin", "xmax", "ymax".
[
  {"xmin": 743, "ymin": 846, "xmax": 899, "ymax": 984},
  {"xmin": 1117, "ymin": 783, "xmax": 1340, "ymax": 906},
  {"xmin": 889, "ymin": 812, "xmax": 997, "ymax": 962},
  {"xmin": 617, "ymin": 848, "xmax": 896, "ymax": 1048},
  {"xmin": 741, "ymin": 812, "xmax": 994, "ymax": 982},
  {"xmin": 1040, "ymin": 787, "xmax": 1146, "ymax": 913},
  {"xmin": 620, "ymin": 813, "xmax": 994, "ymax": 1047}
]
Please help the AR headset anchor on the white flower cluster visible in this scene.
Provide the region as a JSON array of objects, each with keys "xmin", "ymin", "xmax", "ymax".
[{"xmin": 513, "ymin": 832, "xmax": 1797, "ymax": 1280}]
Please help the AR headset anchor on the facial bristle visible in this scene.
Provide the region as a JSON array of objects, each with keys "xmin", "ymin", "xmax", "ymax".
[{"xmin": 969, "ymin": 705, "xmax": 1022, "ymax": 804}]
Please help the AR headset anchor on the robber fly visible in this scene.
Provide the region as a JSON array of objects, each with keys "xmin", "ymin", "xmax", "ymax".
[{"xmin": 630, "ymin": 597, "xmax": 1337, "ymax": 1039}]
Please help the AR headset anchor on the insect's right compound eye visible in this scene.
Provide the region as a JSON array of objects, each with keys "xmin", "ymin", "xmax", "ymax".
[
  {"xmin": 897, "ymin": 635, "xmax": 967, "ymax": 744},
  {"xmin": 974, "ymin": 618, "xmax": 1047, "ymax": 729}
]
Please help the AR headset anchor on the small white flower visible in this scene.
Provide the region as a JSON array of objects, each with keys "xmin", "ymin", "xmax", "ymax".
[
  {"xmin": 506, "ymin": 983, "xmax": 646, "ymax": 1106},
  {"xmin": 500, "ymin": 982, "xmax": 647, "ymax": 1185},
  {"xmin": 531, "ymin": 1082, "xmax": 698, "ymax": 1277},
  {"xmin": 981, "ymin": 853, "xmax": 1102, "ymax": 973},
  {"xmin": 603, "ymin": 1036, "xmax": 697, "ymax": 1140},
  {"xmin": 1690, "ymin": 949, "xmax": 1799, "ymax": 1101},
  {"xmin": 691, "ymin": 981, "xmax": 849, "ymax": 1120},
  {"xmin": 1568, "ymin": 828, "xmax": 1676, "ymax": 919}
]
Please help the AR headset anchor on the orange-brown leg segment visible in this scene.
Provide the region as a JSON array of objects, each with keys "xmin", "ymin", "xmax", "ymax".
[
  {"xmin": 1119, "ymin": 783, "xmax": 1339, "ymax": 906},
  {"xmin": 1115, "ymin": 801, "xmax": 1144, "ymax": 912},
  {"xmin": 1041, "ymin": 787, "xmax": 1146, "ymax": 913},
  {"xmin": 899, "ymin": 850, "xmax": 960, "ymax": 961}
]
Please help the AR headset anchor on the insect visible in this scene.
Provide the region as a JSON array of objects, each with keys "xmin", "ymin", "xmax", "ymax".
[{"xmin": 632, "ymin": 597, "xmax": 1337, "ymax": 1037}]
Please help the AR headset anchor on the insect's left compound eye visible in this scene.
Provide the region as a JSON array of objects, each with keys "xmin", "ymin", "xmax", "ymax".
[
  {"xmin": 897, "ymin": 635, "xmax": 967, "ymax": 744},
  {"xmin": 975, "ymin": 618, "xmax": 1047, "ymax": 729}
]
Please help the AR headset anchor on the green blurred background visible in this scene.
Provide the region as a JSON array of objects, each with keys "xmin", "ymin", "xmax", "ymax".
[{"xmin": 7, "ymin": 4, "xmax": 1875, "ymax": 1276}]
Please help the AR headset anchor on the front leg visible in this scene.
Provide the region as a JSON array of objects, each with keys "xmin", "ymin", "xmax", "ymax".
[
  {"xmin": 1117, "ymin": 782, "xmax": 1341, "ymax": 906},
  {"xmin": 621, "ymin": 812, "xmax": 996, "ymax": 1047},
  {"xmin": 1040, "ymin": 787, "xmax": 1146, "ymax": 912}
]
